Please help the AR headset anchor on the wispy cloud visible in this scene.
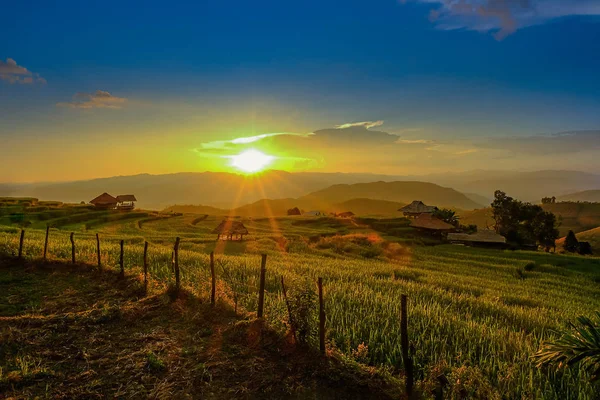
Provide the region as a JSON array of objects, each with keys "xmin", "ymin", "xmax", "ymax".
[
  {"xmin": 335, "ymin": 120, "xmax": 384, "ymax": 129},
  {"xmin": 395, "ymin": 138, "xmax": 434, "ymax": 144},
  {"xmin": 56, "ymin": 90, "xmax": 127, "ymax": 109},
  {"xmin": 0, "ymin": 58, "xmax": 46, "ymax": 84},
  {"xmin": 412, "ymin": 0, "xmax": 600, "ymax": 39},
  {"xmin": 455, "ymin": 148, "xmax": 479, "ymax": 155},
  {"xmin": 199, "ymin": 132, "xmax": 312, "ymax": 151}
]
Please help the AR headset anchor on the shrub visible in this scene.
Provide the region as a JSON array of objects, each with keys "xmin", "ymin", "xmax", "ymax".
[
  {"xmin": 535, "ymin": 312, "xmax": 600, "ymax": 382},
  {"xmin": 524, "ymin": 262, "xmax": 536, "ymax": 271}
]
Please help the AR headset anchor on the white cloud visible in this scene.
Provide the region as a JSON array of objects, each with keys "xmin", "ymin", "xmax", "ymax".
[
  {"xmin": 411, "ymin": 0, "xmax": 600, "ymax": 39},
  {"xmin": 56, "ymin": 90, "xmax": 127, "ymax": 109},
  {"xmin": 395, "ymin": 138, "xmax": 434, "ymax": 144},
  {"xmin": 335, "ymin": 120, "xmax": 384, "ymax": 129},
  {"xmin": 0, "ymin": 58, "xmax": 46, "ymax": 84}
]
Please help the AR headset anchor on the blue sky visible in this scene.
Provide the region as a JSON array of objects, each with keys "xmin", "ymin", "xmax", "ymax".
[{"xmin": 1, "ymin": 0, "xmax": 600, "ymax": 181}]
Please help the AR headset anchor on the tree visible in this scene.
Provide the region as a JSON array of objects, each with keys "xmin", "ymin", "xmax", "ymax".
[
  {"xmin": 578, "ymin": 241, "xmax": 593, "ymax": 255},
  {"xmin": 492, "ymin": 190, "xmax": 559, "ymax": 249},
  {"xmin": 564, "ymin": 230, "xmax": 579, "ymax": 253},
  {"xmin": 432, "ymin": 208, "xmax": 459, "ymax": 227}
]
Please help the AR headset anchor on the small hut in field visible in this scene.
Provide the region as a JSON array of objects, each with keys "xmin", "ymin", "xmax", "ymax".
[
  {"xmin": 90, "ymin": 193, "xmax": 118, "ymax": 209},
  {"xmin": 337, "ymin": 211, "xmax": 355, "ymax": 219},
  {"xmin": 399, "ymin": 201, "xmax": 437, "ymax": 218},
  {"xmin": 212, "ymin": 220, "xmax": 249, "ymax": 241},
  {"xmin": 116, "ymin": 195, "xmax": 137, "ymax": 211}
]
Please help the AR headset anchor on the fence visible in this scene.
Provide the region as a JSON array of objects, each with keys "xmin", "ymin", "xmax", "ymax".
[{"xmin": 7, "ymin": 227, "xmax": 421, "ymax": 398}]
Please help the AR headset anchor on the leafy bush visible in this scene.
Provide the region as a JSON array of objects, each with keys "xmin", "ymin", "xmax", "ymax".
[{"xmin": 535, "ymin": 312, "xmax": 600, "ymax": 382}]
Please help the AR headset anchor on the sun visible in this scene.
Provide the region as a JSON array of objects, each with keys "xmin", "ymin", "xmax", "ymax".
[{"xmin": 230, "ymin": 149, "xmax": 274, "ymax": 173}]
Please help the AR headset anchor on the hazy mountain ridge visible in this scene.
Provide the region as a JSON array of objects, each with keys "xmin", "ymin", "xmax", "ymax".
[{"xmin": 2, "ymin": 169, "xmax": 599, "ymax": 210}]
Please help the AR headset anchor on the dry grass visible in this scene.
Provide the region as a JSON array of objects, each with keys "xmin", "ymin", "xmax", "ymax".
[{"xmin": 0, "ymin": 257, "xmax": 404, "ymax": 399}]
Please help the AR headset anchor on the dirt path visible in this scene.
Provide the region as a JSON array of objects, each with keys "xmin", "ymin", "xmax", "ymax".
[{"xmin": 0, "ymin": 258, "xmax": 403, "ymax": 399}]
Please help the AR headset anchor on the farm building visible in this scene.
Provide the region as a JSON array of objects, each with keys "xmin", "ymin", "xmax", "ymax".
[
  {"xmin": 90, "ymin": 193, "xmax": 118, "ymax": 209},
  {"xmin": 212, "ymin": 220, "xmax": 249, "ymax": 241},
  {"xmin": 337, "ymin": 211, "xmax": 355, "ymax": 218},
  {"xmin": 90, "ymin": 193, "xmax": 137, "ymax": 210},
  {"xmin": 447, "ymin": 230, "xmax": 507, "ymax": 249},
  {"xmin": 409, "ymin": 214, "xmax": 454, "ymax": 232},
  {"xmin": 399, "ymin": 201, "xmax": 437, "ymax": 218},
  {"xmin": 116, "ymin": 195, "xmax": 137, "ymax": 211}
]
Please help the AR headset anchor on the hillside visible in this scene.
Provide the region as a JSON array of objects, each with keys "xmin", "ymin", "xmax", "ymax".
[
  {"xmin": 446, "ymin": 170, "xmax": 600, "ymax": 203},
  {"xmin": 300, "ymin": 181, "xmax": 483, "ymax": 210},
  {"xmin": 460, "ymin": 202, "xmax": 600, "ymax": 236},
  {"xmin": 5, "ymin": 169, "xmax": 598, "ymax": 211},
  {"xmin": 164, "ymin": 198, "xmax": 405, "ymax": 217},
  {"xmin": 0, "ymin": 171, "xmax": 412, "ymax": 210},
  {"xmin": 557, "ymin": 190, "xmax": 600, "ymax": 202},
  {"xmin": 556, "ymin": 226, "xmax": 600, "ymax": 251}
]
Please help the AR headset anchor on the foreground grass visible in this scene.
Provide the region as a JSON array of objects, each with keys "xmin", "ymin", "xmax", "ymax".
[
  {"xmin": 0, "ymin": 258, "xmax": 403, "ymax": 399},
  {"xmin": 2, "ymin": 214, "xmax": 600, "ymax": 398}
]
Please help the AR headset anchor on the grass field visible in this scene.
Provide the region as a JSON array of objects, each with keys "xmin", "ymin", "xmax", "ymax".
[{"xmin": 1, "ymin": 204, "xmax": 600, "ymax": 398}]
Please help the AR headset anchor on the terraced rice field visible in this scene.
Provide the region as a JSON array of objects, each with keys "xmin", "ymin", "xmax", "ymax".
[{"xmin": 1, "ymin": 210, "xmax": 600, "ymax": 399}]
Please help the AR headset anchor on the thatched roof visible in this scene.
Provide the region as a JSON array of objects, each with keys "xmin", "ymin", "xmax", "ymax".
[
  {"xmin": 400, "ymin": 201, "xmax": 437, "ymax": 214},
  {"xmin": 409, "ymin": 214, "xmax": 454, "ymax": 231},
  {"xmin": 447, "ymin": 230, "xmax": 506, "ymax": 244},
  {"xmin": 212, "ymin": 220, "xmax": 249, "ymax": 235},
  {"xmin": 116, "ymin": 195, "xmax": 137, "ymax": 202},
  {"xmin": 90, "ymin": 192, "xmax": 118, "ymax": 205}
]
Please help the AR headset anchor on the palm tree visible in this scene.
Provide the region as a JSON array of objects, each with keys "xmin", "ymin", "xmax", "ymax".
[{"xmin": 534, "ymin": 312, "xmax": 600, "ymax": 382}]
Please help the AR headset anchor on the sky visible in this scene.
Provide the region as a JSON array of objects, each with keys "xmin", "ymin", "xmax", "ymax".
[{"xmin": 1, "ymin": 0, "xmax": 600, "ymax": 182}]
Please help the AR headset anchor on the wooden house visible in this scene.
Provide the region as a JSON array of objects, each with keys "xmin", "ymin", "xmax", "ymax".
[
  {"xmin": 212, "ymin": 220, "xmax": 249, "ymax": 241},
  {"xmin": 399, "ymin": 201, "xmax": 437, "ymax": 218},
  {"xmin": 90, "ymin": 193, "xmax": 118, "ymax": 209},
  {"xmin": 116, "ymin": 195, "xmax": 137, "ymax": 211}
]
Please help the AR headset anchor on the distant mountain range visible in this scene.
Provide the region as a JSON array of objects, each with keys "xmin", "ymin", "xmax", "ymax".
[{"xmin": 1, "ymin": 169, "xmax": 599, "ymax": 210}]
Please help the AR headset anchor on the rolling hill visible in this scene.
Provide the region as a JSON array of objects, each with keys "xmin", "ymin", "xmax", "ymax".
[
  {"xmin": 300, "ymin": 181, "xmax": 483, "ymax": 210},
  {"xmin": 4, "ymin": 169, "xmax": 600, "ymax": 210},
  {"xmin": 164, "ymin": 197, "xmax": 406, "ymax": 217},
  {"xmin": 556, "ymin": 226, "xmax": 600, "ymax": 251},
  {"xmin": 557, "ymin": 190, "xmax": 600, "ymax": 203}
]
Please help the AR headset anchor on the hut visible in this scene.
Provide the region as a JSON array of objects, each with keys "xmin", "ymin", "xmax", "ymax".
[
  {"xmin": 447, "ymin": 230, "xmax": 507, "ymax": 249},
  {"xmin": 90, "ymin": 193, "xmax": 118, "ymax": 209},
  {"xmin": 337, "ymin": 211, "xmax": 355, "ymax": 219},
  {"xmin": 212, "ymin": 220, "xmax": 249, "ymax": 241},
  {"xmin": 409, "ymin": 214, "xmax": 454, "ymax": 233},
  {"xmin": 399, "ymin": 201, "xmax": 437, "ymax": 218},
  {"xmin": 116, "ymin": 195, "xmax": 137, "ymax": 211}
]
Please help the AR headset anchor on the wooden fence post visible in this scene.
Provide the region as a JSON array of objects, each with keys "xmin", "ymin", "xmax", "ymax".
[
  {"xmin": 43, "ymin": 225, "xmax": 49, "ymax": 260},
  {"xmin": 18, "ymin": 229, "xmax": 25, "ymax": 259},
  {"xmin": 281, "ymin": 275, "xmax": 297, "ymax": 343},
  {"xmin": 318, "ymin": 277, "xmax": 326, "ymax": 355},
  {"xmin": 174, "ymin": 237, "xmax": 180, "ymax": 293},
  {"xmin": 70, "ymin": 232, "xmax": 75, "ymax": 264},
  {"xmin": 401, "ymin": 294, "xmax": 414, "ymax": 398},
  {"xmin": 210, "ymin": 251, "xmax": 216, "ymax": 306},
  {"xmin": 96, "ymin": 233, "xmax": 101, "ymax": 269},
  {"xmin": 143, "ymin": 241, "xmax": 148, "ymax": 292},
  {"xmin": 119, "ymin": 240, "xmax": 124, "ymax": 278},
  {"xmin": 257, "ymin": 254, "xmax": 267, "ymax": 318}
]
